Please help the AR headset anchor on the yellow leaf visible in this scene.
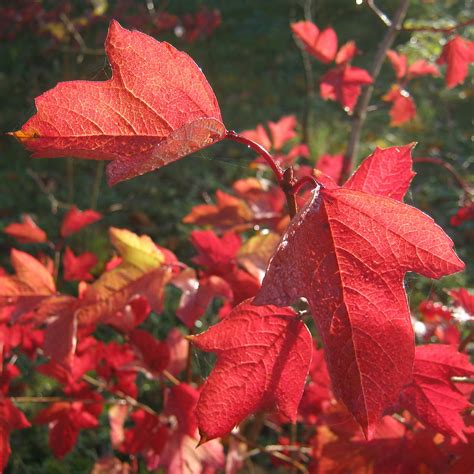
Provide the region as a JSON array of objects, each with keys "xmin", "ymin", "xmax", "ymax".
[{"xmin": 109, "ymin": 227, "xmax": 164, "ymax": 271}]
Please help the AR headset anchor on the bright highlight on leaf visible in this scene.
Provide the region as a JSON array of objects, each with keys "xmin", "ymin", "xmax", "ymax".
[{"xmin": 12, "ymin": 20, "xmax": 226, "ymax": 185}]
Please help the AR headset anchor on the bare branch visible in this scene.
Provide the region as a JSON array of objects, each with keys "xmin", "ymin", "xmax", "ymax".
[
  {"xmin": 403, "ymin": 18, "xmax": 474, "ymax": 33},
  {"xmin": 365, "ymin": 0, "xmax": 392, "ymax": 27},
  {"xmin": 344, "ymin": 0, "xmax": 410, "ymax": 179}
]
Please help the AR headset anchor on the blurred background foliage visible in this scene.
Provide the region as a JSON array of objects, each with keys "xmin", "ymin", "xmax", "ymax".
[{"xmin": 0, "ymin": 0, "xmax": 473, "ymax": 471}]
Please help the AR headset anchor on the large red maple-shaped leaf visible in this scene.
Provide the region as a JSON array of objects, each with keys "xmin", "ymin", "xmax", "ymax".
[
  {"xmin": 13, "ymin": 20, "xmax": 226, "ymax": 185},
  {"xmin": 437, "ymin": 35, "xmax": 474, "ymax": 88},
  {"xmin": 400, "ymin": 344, "xmax": 474, "ymax": 441},
  {"xmin": 255, "ymin": 146, "xmax": 464, "ymax": 438},
  {"xmin": 190, "ymin": 299, "xmax": 312, "ymax": 440}
]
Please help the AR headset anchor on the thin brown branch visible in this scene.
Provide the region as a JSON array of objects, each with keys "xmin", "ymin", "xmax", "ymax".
[
  {"xmin": 365, "ymin": 0, "xmax": 392, "ymax": 27},
  {"xmin": 392, "ymin": 412, "xmax": 415, "ymax": 430},
  {"xmin": 26, "ymin": 168, "xmax": 69, "ymax": 214},
  {"xmin": 11, "ymin": 396, "xmax": 70, "ymax": 404},
  {"xmin": 283, "ymin": 168, "xmax": 298, "ymax": 218},
  {"xmin": 459, "ymin": 329, "xmax": 474, "ymax": 353},
  {"xmin": 59, "ymin": 13, "xmax": 87, "ymax": 51},
  {"xmin": 162, "ymin": 369, "xmax": 181, "ymax": 386},
  {"xmin": 233, "ymin": 432, "xmax": 309, "ymax": 473},
  {"xmin": 291, "ymin": 0, "xmax": 315, "ymax": 144},
  {"xmin": 413, "ymin": 157, "xmax": 473, "ymax": 197},
  {"xmin": 403, "ymin": 18, "xmax": 474, "ymax": 33},
  {"xmin": 451, "ymin": 376, "xmax": 474, "ymax": 385},
  {"xmin": 344, "ymin": 0, "xmax": 410, "ymax": 179},
  {"xmin": 82, "ymin": 374, "xmax": 158, "ymax": 416},
  {"xmin": 289, "ymin": 422, "xmax": 298, "ymax": 474}
]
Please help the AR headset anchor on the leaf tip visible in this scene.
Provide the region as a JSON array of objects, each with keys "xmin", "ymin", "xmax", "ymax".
[
  {"xmin": 196, "ymin": 432, "xmax": 209, "ymax": 447},
  {"xmin": 8, "ymin": 130, "xmax": 35, "ymax": 143}
]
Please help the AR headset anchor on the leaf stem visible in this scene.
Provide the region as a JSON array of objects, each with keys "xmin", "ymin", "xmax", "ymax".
[
  {"xmin": 283, "ymin": 168, "xmax": 298, "ymax": 219},
  {"xmin": 225, "ymin": 130, "xmax": 284, "ymax": 182},
  {"xmin": 290, "ymin": 175, "xmax": 318, "ymax": 196},
  {"xmin": 225, "ymin": 130, "xmax": 302, "ymax": 218},
  {"xmin": 451, "ymin": 376, "xmax": 474, "ymax": 385}
]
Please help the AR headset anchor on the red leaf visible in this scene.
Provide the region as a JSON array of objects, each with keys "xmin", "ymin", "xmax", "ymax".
[
  {"xmin": 164, "ymin": 383, "xmax": 200, "ymax": 437},
  {"xmin": 166, "ymin": 328, "xmax": 189, "ymax": 376},
  {"xmin": 182, "ymin": 190, "xmax": 252, "ymax": 232},
  {"xmin": 191, "ymin": 230, "xmax": 241, "ymax": 275},
  {"xmin": 240, "ymin": 124, "xmax": 271, "ymax": 151},
  {"xmin": 43, "ymin": 300, "xmax": 77, "ymax": 367},
  {"xmin": 407, "ymin": 59, "xmax": 440, "ymax": 79},
  {"xmin": 320, "ymin": 65, "xmax": 373, "ymax": 112},
  {"xmin": 344, "ymin": 144, "xmax": 416, "ymax": 201},
  {"xmin": 13, "ymin": 20, "xmax": 226, "ymax": 185},
  {"xmin": 159, "ymin": 433, "xmax": 224, "ymax": 474},
  {"xmin": 450, "ymin": 201, "xmax": 474, "ymax": 227},
  {"xmin": 316, "ymin": 154, "xmax": 344, "ymax": 185},
  {"xmin": 129, "ymin": 329, "xmax": 170, "ymax": 374},
  {"xmin": 3, "ymin": 215, "xmax": 47, "ymax": 244},
  {"xmin": 268, "ymin": 115, "xmax": 297, "ymax": 151},
  {"xmin": 291, "ymin": 21, "xmax": 337, "ymax": 64},
  {"xmin": 386, "ymin": 50, "xmax": 408, "ymax": 79},
  {"xmin": 0, "ymin": 398, "xmax": 30, "ymax": 471},
  {"xmin": 63, "ymin": 247, "xmax": 98, "ymax": 281},
  {"xmin": 400, "ymin": 344, "xmax": 474, "ymax": 440},
  {"xmin": 173, "ymin": 269, "xmax": 232, "ymax": 328},
  {"xmin": 60, "ymin": 206, "xmax": 102, "ymax": 238},
  {"xmin": 122, "ymin": 409, "xmax": 168, "ymax": 456},
  {"xmin": 35, "ymin": 401, "xmax": 100, "ymax": 458},
  {"xmin": 335, "ymin": 41, "xmax": 358, "ymax": 65},
  {"xmin": 0, "ymin": 249, "xmax": 56, "ymax": 320},
  {"xmin": 102, "ymin": 295, "xmax": 151, "ymax": 333},
  {"xmin": 437, "ymin": 35, "xmax": 474, "ymax": 88},
  {"xmin": 241, "ymin": 115, "xmax": 297, "ymax": 152},
  {"xmin": 255, "ymin": 184, "xmax": 464, "ymax": 438},
  {"xmin": 383, "ymin": 86, "xmax": 417, "ymax": 126},
  {"xmin": 191, "ymin": 299, "xmax": 312, "ymax": 440},
  {"xmin": 449, "ymin": 288, "xmax": 474, "ymax": 317}
]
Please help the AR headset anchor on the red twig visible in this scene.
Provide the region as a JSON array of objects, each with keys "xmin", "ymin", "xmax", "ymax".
[
  {"xmin": 413, "ymin": 157, "xmax": 473, "ymax": 197},
  {"xmin": 225, "ymin": 130, "xmax": 284, "ymax": 182}
]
